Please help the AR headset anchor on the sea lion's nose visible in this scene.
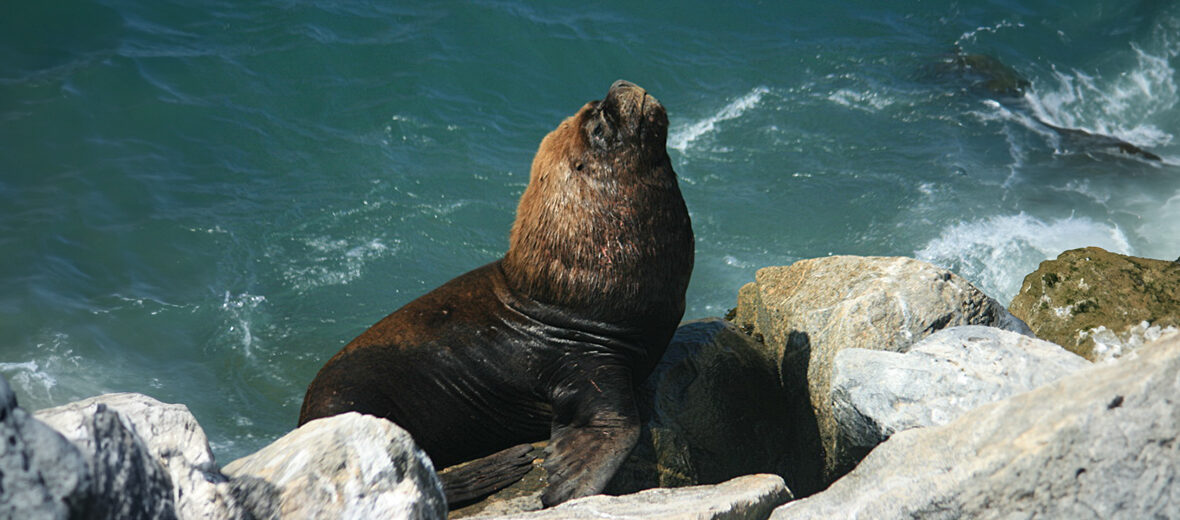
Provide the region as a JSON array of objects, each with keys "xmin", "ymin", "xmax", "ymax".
[{"xmin": 609, "ymin": 79, "xmax": 644, "ymax": 96}]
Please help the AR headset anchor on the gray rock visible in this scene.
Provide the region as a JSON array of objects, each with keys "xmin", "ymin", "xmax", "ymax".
[
  {"xmin": 222, "ymin": 411, "xmax": 446, "ymax": 520},
  {"xmin": 831, "ymin": 325, "xmax": 1091, "ymax": 468},
  {"xmin": 79, "ymin": 405, "xmax": 179, "ymax": 520},
  {"xmin": 475, "ymin": 474, "xmax": 791, "ymax": 520},
  {"xmin": 772, "ymin": 332, "xmax": 1180, "ymax": 520},
  {"xmin": 36, "ymin": 393, "xmax": 246, "ymax": 520},
  {"xmin": 0, "ymin": 375, "xmax": 91, "ymax": 520},
  {"xmin": 607, "ymin": 319, "xmax": 803, "ymax": 496},
  {"xmin": 732, "ymin": 256, "xmax": 1031, "ymax": 483}
]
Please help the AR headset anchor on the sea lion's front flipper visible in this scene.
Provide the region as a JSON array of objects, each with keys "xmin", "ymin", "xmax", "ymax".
[
  {"xmin": 438, "ymin": 443, "xmax": 536, "ymax": 508},
  {"xmin": 541, "ymin": 362, "xmax": 640, "ymax": 507}
]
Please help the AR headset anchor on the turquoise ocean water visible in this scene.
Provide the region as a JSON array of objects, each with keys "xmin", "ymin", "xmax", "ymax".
[{"xmin": 3, "ymin": 1, "xmax": 1178, "ymax": 462}]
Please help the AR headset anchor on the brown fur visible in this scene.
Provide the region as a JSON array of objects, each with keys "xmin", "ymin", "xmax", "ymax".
[{"xmin": 503, "ymin": 83, "xmax": 691, "ymax": 323}]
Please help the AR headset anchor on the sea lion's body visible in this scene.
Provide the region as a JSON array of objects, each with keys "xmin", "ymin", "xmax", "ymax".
[
  {"xmin": 299, "ymin": 260, "xmax": 682, "ymax": 466},
  {"xmin": 299, "ymin": 80, "xmax": 693, "ymax": 507}
]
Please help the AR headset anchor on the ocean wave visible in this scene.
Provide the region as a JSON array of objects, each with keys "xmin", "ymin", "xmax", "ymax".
[
  {"xmin": 1023, "ymin": 43, "xmax": 1177, "ymax": 149},
  {"xmin": 668, "ymin": 86, "xmax": 770, "ymax": 153},
  {"xmin": 0, "ymin": 361, "xmax": 57, "ymax": 401},
  {"xmin": 915, "ymin": 213, "xmax": 1133, "ymax": 304},
  {"xmin": 1134, "ymin": 192, "xmax": 1180, "ymax": 261},
  {"xmin": 0, "ymin": 332, "xmax": 98, "ymax": 408},
  {"xmin": 827, "ymin": 88, "xmax": 895, "ymax": 112}
]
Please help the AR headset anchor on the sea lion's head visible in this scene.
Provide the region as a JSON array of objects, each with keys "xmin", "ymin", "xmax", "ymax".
[
  {"xmin": 528, "ymin": 79, "xmax": 670, "ymax": 185},
  {"xmin": 503, "ymin": 80, "xmax": 691, "ymax": 313}
]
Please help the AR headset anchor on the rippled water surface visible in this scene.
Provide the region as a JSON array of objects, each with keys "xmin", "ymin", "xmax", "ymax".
[{"xmin": 2, "ymin": 0, "xmax": 1178, "ymax": 461}]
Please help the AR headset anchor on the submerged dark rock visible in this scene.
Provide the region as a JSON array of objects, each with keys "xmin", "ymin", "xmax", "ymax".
[
  {"xmin": 1039, "ymin": 120, "xmax": 1163, "ymax": 161},
  {"xmin": 942, "ymin": 52, "xmax": 1031, "ymax": 99},
  {"xmin": 936, "ymin": 49, "xmax": 1163, "ymax": 162}
]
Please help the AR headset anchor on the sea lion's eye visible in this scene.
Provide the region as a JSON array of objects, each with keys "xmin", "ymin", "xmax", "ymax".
[{"xmin": 585, "ymin": 110, "xmax": 611, "ymax": 149}]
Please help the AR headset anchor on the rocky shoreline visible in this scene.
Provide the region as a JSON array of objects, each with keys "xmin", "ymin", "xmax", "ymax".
[{"xmin": 3, "ymin": 247, "xmax": 1178, "ymax": 519}]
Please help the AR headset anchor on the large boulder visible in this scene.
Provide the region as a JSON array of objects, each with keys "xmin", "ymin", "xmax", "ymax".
[
  {"xmin": 1009, "ymin": 247, "xmax": 1180, "ymax": 361},
  {"xmin": 830, "ymin": 325, "xmax": 1090, "ymax": 469},
  {"xmin": 608, "ymin": 318, "xmax": 804, "ymax": 495},
  {"xmin": 35, "ymin": 393, "xmax": 245, "ymax": 520},
  {"xmin": 473, "ymin": 474, "xmax": 791, "ymax": 520},
  {"xmin": 771, "ymin": 332, "xmax": 1180, "ymax": 519},
  {"xmin": 222, "ymin": 411, "xmax": 446, "ymax": 520},
  {"xmin": 731, "ymin": 256, "xmax": 1031, "ymax": 483},
  {"xmin": 0, "ymin": 375, "xmax": 91, "ymax": 519}
]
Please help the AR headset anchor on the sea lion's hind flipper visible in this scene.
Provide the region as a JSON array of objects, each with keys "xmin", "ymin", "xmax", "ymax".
[
  {"xmin": 541, "ymin": 364, "xmax": 641, "ymax": 507},
  {"xmin": 438, "ymin": 443, "xmax": 536, "ymax": 508}
]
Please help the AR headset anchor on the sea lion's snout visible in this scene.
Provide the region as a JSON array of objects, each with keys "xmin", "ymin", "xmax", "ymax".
[
  {"xmin": 609, "ymin": 79, "xmax": 643, "ymax": 97},
  {"xmin": 600, "ymin": 79, "xmax": 666, "ymax": 145}
]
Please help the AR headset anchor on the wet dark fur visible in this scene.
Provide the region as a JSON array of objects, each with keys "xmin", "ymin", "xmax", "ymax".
[{"xmin": 298, "ymin": 80, "xmax": 693, "ymax": 507}]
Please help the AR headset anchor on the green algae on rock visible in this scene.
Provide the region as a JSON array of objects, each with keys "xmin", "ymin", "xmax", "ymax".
[{"xmin": 1008, "ymin": 247, "xmax": 1180, "ymax": 361}]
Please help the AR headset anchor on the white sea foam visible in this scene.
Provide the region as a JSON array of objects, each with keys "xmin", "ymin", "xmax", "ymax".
[
  {"xmin": 282, "ymin": 237, "xmax": 397, "ymax": 292},
  {"xmin": 0, "ymin": 333, "xmax": 95, "ymax": 407},
  {"xmin": 220, "ymin": 292, "xmax": 268, "ymax": 357},
  {"xmin": 915, "ymin": 213, "xmax": 1133, "ymax": 304},
  {"xmin": 1023, "ymin": 43, "xmax": 1177, "ymax": 149},
  {"xmin": 1134, "ymin": 192, "xmax": 1180, "ymax": 260},
  {"xmin": 668, "ymin": 86, "xmax": 770, "ymax": 153},
  {"xmin": 971, "ymin": 99, "xmax": 1038, "ymax": 183},
  {"xmin": 1047, "ymin": 179, "xmax": 1111, "ymax": 205},
  {"xmin": 827, "ymin": 88, "xmax": 894, "ymax": 112},
  {"xmin": 0, "ymin": 361, "xmax": 56, "ymax": 400},
  {"xmin": 723, "ymin": 255, "xmax": 751, "ymax": 268},
  {"xmin": 974, "ymin": 99, "xmax": 1054, "ymax": 140},
  {"xmin": 954, "ymin": 20, "xmax": 1025, "ymax": 48}
]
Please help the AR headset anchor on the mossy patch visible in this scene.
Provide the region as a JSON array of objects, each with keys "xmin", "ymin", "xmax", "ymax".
[
  {"xmin": 1071, "ymin": 300, "xmax": 1099, "ymax": 315},
  {"xmin": 1008, "ymin": 247, "xmax": 1180, "ymax": 360},
  {"xmin": 1042, "ymin": 272, "xmax": 1060, "ymax": 288}
]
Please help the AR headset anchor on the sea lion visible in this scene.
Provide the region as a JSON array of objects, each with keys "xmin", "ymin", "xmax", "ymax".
[{"xmin": 298, "ymin": 80, "xmax": 694, "ymax": 508}]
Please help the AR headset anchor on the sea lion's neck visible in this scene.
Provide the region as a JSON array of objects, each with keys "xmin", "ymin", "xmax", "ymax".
[{"xmin": 500, "ymin": 160, "xmax": 692, "ymax": 321}]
